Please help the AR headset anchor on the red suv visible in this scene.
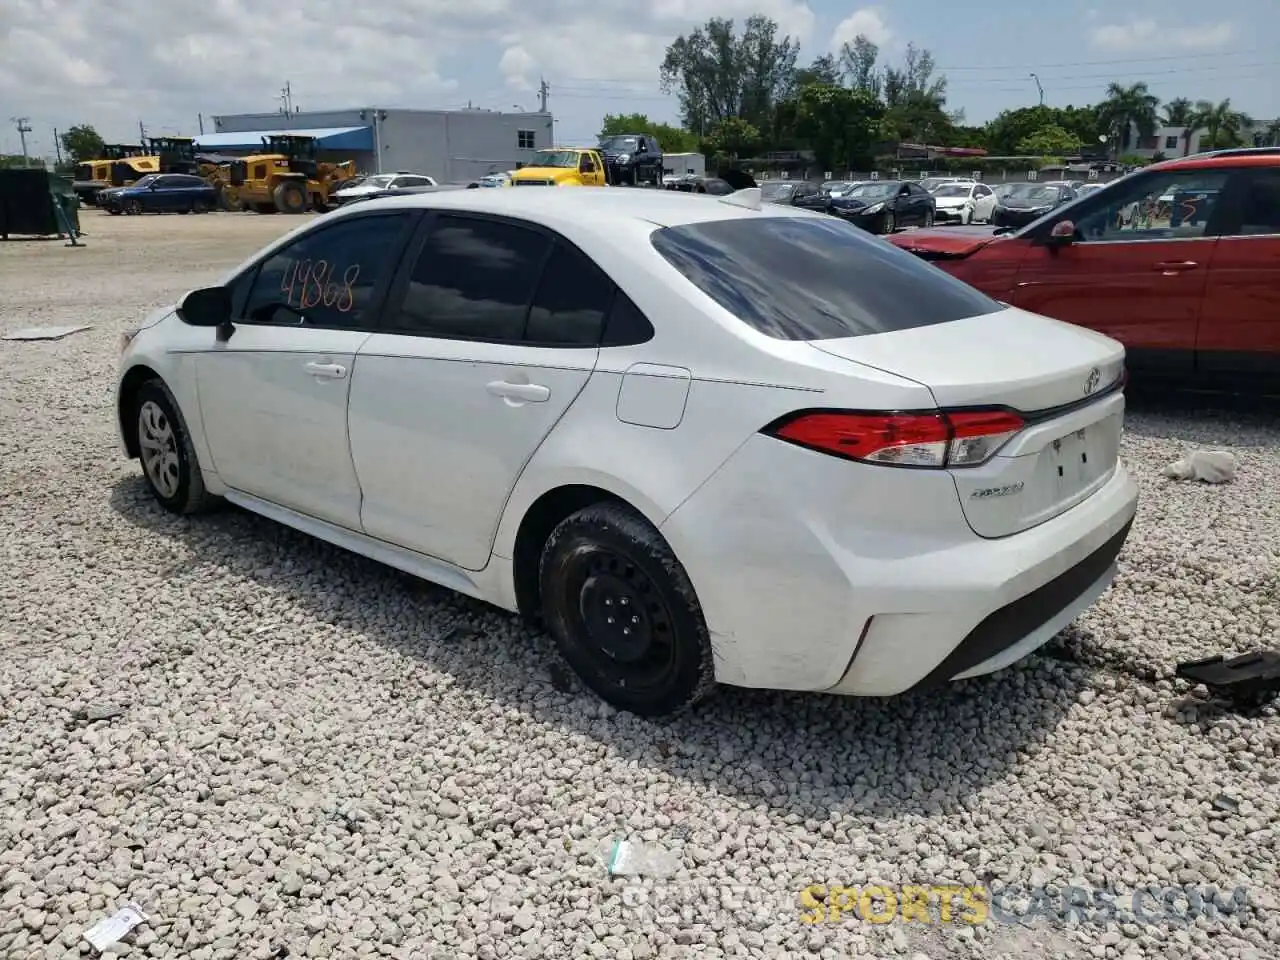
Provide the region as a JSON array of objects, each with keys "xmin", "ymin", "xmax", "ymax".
[{"xmin": 887, "ymin": 149, "xmax": 1280, "ymax": 391}]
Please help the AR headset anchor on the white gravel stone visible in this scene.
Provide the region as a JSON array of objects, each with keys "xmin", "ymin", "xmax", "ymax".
[{"xmin": 1, "ymin": 210, "xmax": 1277, "ymax": 960}]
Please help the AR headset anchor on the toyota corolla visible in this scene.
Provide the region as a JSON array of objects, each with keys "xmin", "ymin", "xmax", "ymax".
[{"xmin": 116, "ymin": 187, "xmax": 1137, "ymax": 718}]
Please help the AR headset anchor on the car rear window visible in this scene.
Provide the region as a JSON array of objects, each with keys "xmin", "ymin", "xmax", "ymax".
[{"xmin": 649, "ymin": 215, "xmax": 1003, "ymax": 340}]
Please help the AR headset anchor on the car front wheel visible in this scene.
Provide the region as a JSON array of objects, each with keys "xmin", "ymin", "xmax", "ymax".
[
  {"xmin": 539, "ymin": 502, "xmax": 716, "ymax": 718},
  {"xmin": 132, "ymin": 379, "xmax": 219, "ymax": 515},
  {"xmin": 882, "ymin": 211, "xmax": 896, "ymax": 234}
]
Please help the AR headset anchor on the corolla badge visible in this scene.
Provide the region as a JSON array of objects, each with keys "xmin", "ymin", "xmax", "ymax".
[{"xmin": 1083, "ymin": 366, "xmax": 1102, "ymax": 395}]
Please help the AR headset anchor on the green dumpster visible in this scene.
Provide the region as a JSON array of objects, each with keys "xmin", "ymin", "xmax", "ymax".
[{"xmin": 0, "ymin": 169, "xmax": 81, "ymax": 239}]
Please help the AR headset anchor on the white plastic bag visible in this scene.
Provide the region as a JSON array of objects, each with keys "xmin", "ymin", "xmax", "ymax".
[
  {"xmin": 599, "ymin": 839, "xmax": 680, "ymax": 877},
  {"xmin": 1162, "ymin": 450, "xmax": 1237, "ymax": 484}
]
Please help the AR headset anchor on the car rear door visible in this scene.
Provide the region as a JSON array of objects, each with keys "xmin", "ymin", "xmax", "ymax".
[
  {"xmin": 347, "ymin": 212, "xmax": 611, "ymax": 570},
  {"xmin": 1008, "ymin": 167, "xmax": 1230, "ymax": 375},
  {"xmin": 194, "ymin": 210, "xmax": 419, "ymax": 529},
  {"xmin": 1194, "ymin": 165, "xmax": 1280, "ymax": 383}
]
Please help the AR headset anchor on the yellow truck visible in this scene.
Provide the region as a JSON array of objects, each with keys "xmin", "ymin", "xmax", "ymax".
[{"xmin": 509, "ymin": 147, "xmax": 608, "ymax": 187}]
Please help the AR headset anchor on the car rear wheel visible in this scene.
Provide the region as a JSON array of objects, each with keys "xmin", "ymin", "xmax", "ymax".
[
  {"xmin": 132, "ymin": 379, "xmax": 220, "ymax": 515},
  {"xmin": 539, "ymin": 503, "xmax": 716, "ymax": 718}
]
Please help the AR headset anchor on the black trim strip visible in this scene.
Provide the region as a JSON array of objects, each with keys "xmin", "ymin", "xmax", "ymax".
[{"xmin": 905, "ymin": 516, "xmax": 1134, "ymax": 693}]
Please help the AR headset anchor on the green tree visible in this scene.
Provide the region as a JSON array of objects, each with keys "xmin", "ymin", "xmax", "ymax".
[
  {"xmin": 659, "ymin": 15, "xmax": 799, "ymax": 137},
  {"xmin": 793, "ymin": 83, "xmax": 884, "ymax": 173},
  {"xmin": 0, "ymin": 154, "xmax": 46, "ymax": 169},
  {"xmin": 1193, "ymin": 98, "xmax": 1253, "ymax": 150},
  {"xmin": 794, "ymin": 54, "xmax": 841, "ymax": 88},
  {"xmin": 837, "ymin": 35, "xmax": 881, "ymax": 97},
  {"xmin": 878, "ymin": 43, "xmax": 952, "ymax": 143},
  {"xmin": 1096, "ymin": 82, "xmax": 1160, "ymax": 157},
  {"xmin": 1016, "ymin": 124, "xmax": 1083, "ymax": 156},
  {"xmin": 59, "ymin": 125, "xmax": 106, "ymax": 162},
  {"xmin": 1162, "ymin": 97, "xmax": 1194, "ymax": 127},
  {"xmin": 985, "ymin": 105, "xmax": 1101, "ymax": 155},
  {"xmin": 598, "ymin": 113, "xmax": 699, "ymax": 153},
  {"xmin": 702, "ymin": 116, "xmax": 762, "ymax": 160}
]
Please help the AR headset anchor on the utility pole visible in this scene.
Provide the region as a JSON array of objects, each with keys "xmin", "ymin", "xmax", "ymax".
[
  {"xmin": 538, "ymin": 78, "xmax": 549, "ymax": 113},
  {"xmin": 198, "ymin": 113, "xmax": 204, "ymax": 135},
  {"xmin": 53, "ymin": 127, "xmax": 63, "ymax": 165},
  {"xmin": 279, "ymin": 81, "xmax": 294, "ymax": 116},
  {"xmin": 11, "ymin": 117, "xmax": 32, "ymax": 166},
  {"xmin": 1030, "ymin": 73, "xmax": 1044, "ymax": 107},
  {"xmin": 139, "ymin": 120, "xmax": 147, "ymax": 143}
]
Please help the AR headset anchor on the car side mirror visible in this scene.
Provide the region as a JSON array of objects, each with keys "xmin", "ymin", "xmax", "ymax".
[
  {"xmin": 176, "ymin": 286, "xmax": 235, "ymax": 341},
  {"xmin": 1046, "ymin": 219, "xmax": 1078, "ymax": 247}
]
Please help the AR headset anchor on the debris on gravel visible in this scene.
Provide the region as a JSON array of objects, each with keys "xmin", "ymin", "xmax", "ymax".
[{"xmin": 1, "ymin": 211, "xmax": 1277, "ymax": 960}]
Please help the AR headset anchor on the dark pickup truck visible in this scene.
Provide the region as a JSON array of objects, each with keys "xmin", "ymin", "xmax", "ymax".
[{"xmin": 598, "ymin": 134, "xmax": 663, "ymax": 186}]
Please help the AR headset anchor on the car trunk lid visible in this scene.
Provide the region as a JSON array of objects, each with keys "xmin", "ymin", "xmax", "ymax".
[{"xmin": 809, "ymin": 307, "xmax": 1127, "ymax": 538}]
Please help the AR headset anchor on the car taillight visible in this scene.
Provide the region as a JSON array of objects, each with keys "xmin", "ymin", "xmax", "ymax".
[{"xmin": 764, "ymin": 409, "xmax": 1025, "ymax": 469}]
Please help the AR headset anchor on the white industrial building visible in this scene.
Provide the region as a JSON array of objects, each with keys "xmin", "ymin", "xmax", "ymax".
[{"xmin": 192, "ymin": 107, "xmax": 556, "ymax": 183}]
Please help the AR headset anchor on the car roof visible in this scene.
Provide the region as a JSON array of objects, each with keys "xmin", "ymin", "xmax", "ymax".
[
  {"xmin": 1149, "ymin": 147, "xmax": 1280, "ymax": 172},
  {"xmin": 329, "ymin": 183, "xmax": 832, "ymax": 229}
]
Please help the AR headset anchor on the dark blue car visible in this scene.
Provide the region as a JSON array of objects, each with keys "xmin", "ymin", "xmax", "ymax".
[{"xmin": 101, "ymin": 174, "xmax": 218, "ymax": 215}]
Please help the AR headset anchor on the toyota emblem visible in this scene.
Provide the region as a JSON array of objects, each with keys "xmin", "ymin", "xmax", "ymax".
[{"xmin": 1084, "ymin": 367, "xmax": 1101, "ymax": 395}]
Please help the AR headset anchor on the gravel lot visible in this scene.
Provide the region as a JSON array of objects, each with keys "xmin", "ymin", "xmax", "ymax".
[{"xmin": 1, "ymin": 210, "xmax": 1277, "ymax": 960}]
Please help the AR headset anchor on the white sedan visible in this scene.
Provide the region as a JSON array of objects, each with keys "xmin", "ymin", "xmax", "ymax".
[
  {"xmin": 116, "ymin": 187, "xmax": 1138, "ymax": 717},
  {"xmin": 331, "ymin": 173, "xmax": 438, "ymax": 204},
  {"xmin": 930, "ymin": 181, "xmax": 998, "ymax": 224}
]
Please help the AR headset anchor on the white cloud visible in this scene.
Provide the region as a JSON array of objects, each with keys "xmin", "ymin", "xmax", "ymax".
[
  {"xmin": 830, "ymin": 7, "xmax": 892, "ymax": 51},
  {"xmin": 0, "ymin": 0, "xmax": 825, "ymax": 155},
  {"xmin": 1090, "ymin": 19, "xmax": 1235, "ymax": 51}
]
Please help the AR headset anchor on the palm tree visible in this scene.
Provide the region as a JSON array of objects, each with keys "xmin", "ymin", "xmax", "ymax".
[
  {"xmin": 1194, "ymin": 98, "xmax": 1254, "ymax": 151},
  {"xmin": 1260, "ymin": 118, "xmax": 1280, "ymax": 147},
  {"xmin": 1097, "ymin": 82, "xmax": 1160, "ymax": 159},
  {"xmin": 1162, "ymin": 97, "xmax": 1194, "ymax": 127}
]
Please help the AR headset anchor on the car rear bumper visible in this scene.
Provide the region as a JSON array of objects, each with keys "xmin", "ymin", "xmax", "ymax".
[{"xmin": 660, "ymin": 433, "xmax": 1138, "ymax": 695}]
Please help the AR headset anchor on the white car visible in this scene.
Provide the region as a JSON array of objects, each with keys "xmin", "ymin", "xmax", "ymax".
[
  {"xmin": 116, "ymin": 187, "xmax": 1138, "ymax": 718},
  {"xmin": 331, "ymin": 173, "xmax": 438, "ymax": 204},
  {"xmin": 929, "ymin": 181, "xmax": 998, "ymax": 224}
]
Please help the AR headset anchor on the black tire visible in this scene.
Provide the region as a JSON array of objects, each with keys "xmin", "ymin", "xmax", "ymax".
[
  {"xmin": 177, "ymin": 207, "xmax": 191, "ymax": 215},
  {"xmin": 131, "ymin": 379, "xmax": 220, "ymax": 515},
  {"xmin": 273, "ymin": 181, "xmax": 307, "ymax": 214},
  {"xmin": 882, "ymin": 210, "xmax": 896, "ymax": 234},
  {"xmin": 538, "ymin": 503, "xmax": 715, "ymax": 718},
  {"xmin": 924, "ymin": 208, "xmax": 934, "ymax": 228},
  {"xmin": 107, "ymin": 207, "xmax": 122, "ymax": 216}
]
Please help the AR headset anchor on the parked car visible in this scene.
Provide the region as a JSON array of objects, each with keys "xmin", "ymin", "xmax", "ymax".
[
  {"xmin": 664, "ymin": 175, "xmax": 737, "ymax": 195},
  {"xmin": 824, "ymin": 180, "xmax": 936, "ymax": 233},
  {"xmin": 1075, "ymin": 182, "xmax": 1106, "ymax": 199},
  {"xmin": 759, "ymin": 180, "xmax": 824, "ymax": 207},
  {"xmin": 330, "ymin": 173, "xmax": 438, "ymax": 205},
  {"xmin": 99, "ymin": 174, "xmax": 219, "ymax": 215},
  {"xmin": 920, "ymin": 176, "xmax": 969, "ymax": 193},
  {"xmin": 930, "ymin": 181, "xmax": 998, "ymax": 225},
  {"xmin": 885, "ymin": 150, "xmax": 1280, "ymax": 390},
  {"xmin": 598, "ymin": 134, "xmax": 664, "ymax": 186},
  {"xmin": 821, "ymin": 180, "xmax": 862, "ymax": 197},
  {"xmin": 116, "ymin": 187, "xmax": 1136, "ymax": 717},
  {"xmin": 989, "ymin": 182, "xmax": 1076, "ymax": 228},
  {"xmin": 476, "ymin": 171, "xmax": 515, "ymax": 188}
]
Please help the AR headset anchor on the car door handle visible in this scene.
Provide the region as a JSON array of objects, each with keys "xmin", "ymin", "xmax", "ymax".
[
  {"xmin": 304, "ymin": 361, "xmax": 347, "ymax": 379},
  {"xmin": 486, "ymin": 380, "xmax": 550, "ymax": 402},
  {"xmin": 1154, "ymin": 260, "xmax": 1198, "ymax": 273}
]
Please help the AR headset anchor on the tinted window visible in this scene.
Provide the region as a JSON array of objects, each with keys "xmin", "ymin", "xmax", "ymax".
[
  {"xmin": 1071, "ymin": 170, "xmax": 1230, "ymax": 242},
  {"xmin": 387, "ymin": 215, "xmax": 551, "ymax": 340},
  {"xmin": 241, "ymin": 214, "xmax": 410, "ymax": 328},
  {"xmin": 1231, "ymin": 170, "xmax": 1280, "ymax": 236},
  {"xmin": 650, "ymin": 216, "xmax": 1002, "ymax": 340},
  {"xmin": 601, "ymin": 290, "xmax": 655, "ymax": 347},
  {"xmin": 526, "ymin": 242, "xmax": 615, "ymax": 345}
]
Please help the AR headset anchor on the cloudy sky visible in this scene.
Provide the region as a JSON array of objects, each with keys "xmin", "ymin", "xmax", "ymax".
[{"xmin": 1, "ymin": 0, "xmax": 1275, "ymax": 160}]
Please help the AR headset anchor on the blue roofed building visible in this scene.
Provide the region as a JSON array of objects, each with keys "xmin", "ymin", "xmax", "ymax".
[{"xmin": 196, "ymin": 106, "xmax": 555, "ymax": 184}]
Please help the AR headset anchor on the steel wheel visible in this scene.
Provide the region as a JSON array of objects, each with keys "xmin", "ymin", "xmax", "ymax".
[
  {"xmin": 539, "ymin": 503, "xmax": 715, "ymax": 717},
  {"xmin": 137, "ymin": 400, "xmax": 180, "ymax": 499},
  {"xmin": 883, "ymin": 211, "xmax": 896, "ymax": 233}
]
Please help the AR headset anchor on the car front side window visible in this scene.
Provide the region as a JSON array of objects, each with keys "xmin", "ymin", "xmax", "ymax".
[
  {"xmin": 239, "ymin": 214, "xmax": 413, "ymax": 329},
  {"xmin": 1070, "ymin": 170, "xmax": 1231, "ymax": 243}
]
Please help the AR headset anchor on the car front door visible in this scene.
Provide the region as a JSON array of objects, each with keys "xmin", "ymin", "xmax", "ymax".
[
  {"xmin": 974, "ymin": 184, "xmax": 996, "ymax": 221},
  {"xmin": 1195, "ymin": 166, "xmax": 1280, "ymax": 382},
  {"xmin": 347, "ymin": 213, "xmax": 611, "ymax": 570},
  {"xmin": 154, "ymin": 176, "xmax": 188, "ymax": 211},
  {"xmin": 1008, "ymin": 167, "xmax": 1230, "ymax": 375},
  {"xmin": 194, "ymin": 211, "xmax": 418, "ymax": 529}
]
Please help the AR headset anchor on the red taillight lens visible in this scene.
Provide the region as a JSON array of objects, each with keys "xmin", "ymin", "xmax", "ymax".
[{"xmin": 766, "ymin": 409, "xmax": 1025, "ymax": 468}]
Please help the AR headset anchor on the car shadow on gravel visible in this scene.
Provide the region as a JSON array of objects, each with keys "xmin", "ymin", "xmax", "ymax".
[
  {"xmin": 110, "ymin": 475, "xmax": 1096, "ymax": 821},
  {"xmin": 1123, "ymin": 388, "xmax": 1279, "ymax": 445}
]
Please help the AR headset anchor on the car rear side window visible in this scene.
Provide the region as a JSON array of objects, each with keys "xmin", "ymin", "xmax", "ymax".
[
  {"xmin": 387, "ymin": 215, "xmax": 552, "ymax": 341},
  {"xmin": 525, "ymin": 241, "xmax": 615, "ymax": 346},
  {"xmin": 649, "ymin": 215, "xmax": 1003, "ymax": 340}
]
